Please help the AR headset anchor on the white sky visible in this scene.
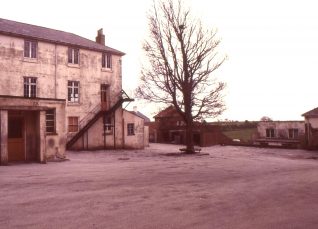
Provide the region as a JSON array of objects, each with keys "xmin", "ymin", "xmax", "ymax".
[{"xmin": 2, "ymin": 0, "xmax": 318, "ymax": 121}]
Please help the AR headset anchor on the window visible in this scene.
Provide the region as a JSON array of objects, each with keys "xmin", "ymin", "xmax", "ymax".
[
  {"xmin": 46, "ymin": 110, "xmax": 55, "ymax": 133},
  {"xmin": 176, "ymin": 121, "xmax": 185, "ymax": 126},
  {"xmin": 24, "ymin": 40, "xmax": 37, "ymax": 58},
  {"xmin": 104, "ymin": 116, "xmax": 113, "ymax": 134},
  {"xmin": 127, "ymin": 123, "xmax": 135, "ymax": 136},
  {"xmin": 289, "ymin": 128, "xmax": 299, "ymax": 139},
  {"xmin": 266, "ymin": 128, "xmax": 275, "ymax": 138},
  {"xmin": 68, "ymin": 117, "xmax": 79, "ymax": 132},
  {"xmin": 102, "ymin": 53, "xmax": 112, "ymax": 69},
  {"xmin": 24, "ymin": 77, "xmax": 37, "ymax": 98},
  {"xmin": 68, "ymin": 47, "xmax": 79, "ymax": 64},
  {"xmin": 68, "ymin": 81, "xmax": 79, "ymax": 102}
]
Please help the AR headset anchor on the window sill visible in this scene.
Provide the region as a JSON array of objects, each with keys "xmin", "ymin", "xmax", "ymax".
[
  {"xmin": 23, "ymin": 57, "xmax": 37, "ymax": 63},
  {"xmin": 67, "ymin": 102, "xmax": 81, "ymax": 106},
  {"xmin": 68, "ymin": 63, "xmax": 80, "ymax": 68},
  {"xmin": 46, "ymin": 132, "xmax": 58, "ymax": 136},
  {"xmin": 103, "ymin": 132, "xmax": 113, "ymax": 136},
  {"xmin": 101, "ymin": 68, "xmax": 112, "ymax": 73}
]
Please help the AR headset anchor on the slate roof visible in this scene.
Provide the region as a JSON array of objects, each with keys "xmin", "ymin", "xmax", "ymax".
[
  {"xmin": 127, "ymin": 110, "xmax": 151, "ymax": 122},
  {"xmin": 0, "ymin": 18, "xmax": 124, "ymax": 56},
  {"xmin": 154, "ymin": 106, "xmax": 177, "ymax": 118},
  {"xmin": 302, "ymin": 107, "xmax": 318, "ymax": 117}
]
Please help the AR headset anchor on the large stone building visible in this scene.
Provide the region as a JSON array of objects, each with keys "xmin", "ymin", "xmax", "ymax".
[{"xmin": 0, "ymin": 18, "xmax": 145, "ymax": 165}]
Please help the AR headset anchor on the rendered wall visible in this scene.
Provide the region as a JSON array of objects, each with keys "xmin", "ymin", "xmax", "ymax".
[
  {"xmin": 257, "ymin": 121, "xmax": 305, "ymax": 138},
  {"xmin": 123, "ymin": 110, "xmax": 145, "ymax": 149}
]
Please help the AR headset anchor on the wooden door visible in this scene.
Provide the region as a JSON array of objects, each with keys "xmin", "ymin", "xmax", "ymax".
[{"xmin": 8, "ymin": 116, "xmax": 25, "ymax": 161}]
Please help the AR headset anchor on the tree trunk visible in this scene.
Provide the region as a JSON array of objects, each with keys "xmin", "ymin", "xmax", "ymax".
[{"xmin": 185, "ymin": 120, "xmax": 195, "ymax": 153}]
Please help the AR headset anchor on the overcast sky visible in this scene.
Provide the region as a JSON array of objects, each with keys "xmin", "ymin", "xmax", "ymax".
[{"xmin": 2, "ymin": 0, "xmax": 318, "ymax": 121}]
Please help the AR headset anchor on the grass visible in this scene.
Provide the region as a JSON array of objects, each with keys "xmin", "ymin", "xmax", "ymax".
[{"xmin": 222, "ymin": 128, "xmax": 257, "ymax": 143}]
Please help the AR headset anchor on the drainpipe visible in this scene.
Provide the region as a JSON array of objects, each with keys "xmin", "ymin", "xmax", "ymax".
[{"xmin": 54, "ymin": 44, "xmax": 57, "ymax": 99}]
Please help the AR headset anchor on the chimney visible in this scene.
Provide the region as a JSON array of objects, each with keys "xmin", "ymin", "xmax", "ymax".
[
  {"xmin": 133, "ymin": 106, "xmax": 137, "ymax": 113},
  {"xmin": 96, "ymin": 28, "xmax": 105, "ymax": 45}
]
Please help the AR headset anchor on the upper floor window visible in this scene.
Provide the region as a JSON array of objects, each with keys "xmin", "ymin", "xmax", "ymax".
[
  {"xmin": 46, "ymin": 109, "xmax": 55, "ymax": 133},
  {"xmin": 102, "ymin": 53, "xmax": 112, "ymax": 69},
  {"xmin": 68, "ymin": 48, "xmax": 79, "ymax": 64},
  {"xmin": 266, "ymin": 128, "xmax": 275, "ymax": 138},
  {"xmin": 288, "ymin": 128, "xmax": 299, "ymax": 139},
  {"xmin": 68, "ymin": 81, "xmax": 79, "ymax": 103},
  {"xmin": 127, "ymin": 123, "xmax": 135, "ymax": 136},
  {"xmin": 24, "ymin": 40, "xmax": 37, "ymax": 58},
  {"xmin": 24, "ymin": 77, "xmax": 37, "ymax": 98}
]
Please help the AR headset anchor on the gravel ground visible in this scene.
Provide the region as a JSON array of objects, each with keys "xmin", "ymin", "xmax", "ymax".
[{"xmin": 1, "ymin": 143, "xmax": 318, "ymax": 229}]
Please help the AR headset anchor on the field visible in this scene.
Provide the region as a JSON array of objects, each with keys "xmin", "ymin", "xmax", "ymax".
[
  {"xmin": 1, "ymin": 143, "xmax": 318, "ymax": 229},
  {"xmin": 222, "ymin": 128, "xmax": 257, "ymax": 142}
]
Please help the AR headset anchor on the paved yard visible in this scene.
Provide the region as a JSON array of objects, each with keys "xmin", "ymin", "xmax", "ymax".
[{"xmin": 1, "ymin": 144, "xmax": 318, "ymax": 229}]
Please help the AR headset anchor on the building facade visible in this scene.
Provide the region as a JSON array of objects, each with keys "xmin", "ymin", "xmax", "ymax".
[
  {"xmin": 302, "ymin": 107, "xmax": 318, "ymax": 149},
  {"xmin": 0, "ymin": 18, "xmax": 143, "ymax": 165},
  {"xmin": 256, "ymin": 121, "xmax": 305, "ymax": 147}
]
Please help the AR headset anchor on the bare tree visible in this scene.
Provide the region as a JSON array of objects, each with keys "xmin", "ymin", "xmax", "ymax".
[
  {"xmin": 260, "ymin": 116, "xmax": 273, "ymax": 122},
  {"xmin": 136, "ymin": 0, "xmax": 226, "ymax": 153}
]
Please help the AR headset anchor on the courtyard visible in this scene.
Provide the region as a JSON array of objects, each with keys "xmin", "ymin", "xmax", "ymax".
[{"xmin": 1, "ymin": 143, "xmax": 318, "ymax": 229}]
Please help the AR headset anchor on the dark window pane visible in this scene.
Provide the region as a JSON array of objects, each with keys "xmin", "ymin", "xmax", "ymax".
[
  {"xmin": 68, "ymin": 48, "xmax": 72, "ymax": 63},
  {"xmin": 102, "ymin": 53, "xmax": 105, "ymax": 68},
  {"xmin": 31, "ymin": 42, "xmax": 37, "ymax": 58},
  {"xmin": 74, "ymin": 49, "xmax": 79, "ymax": 64},
  {"xmin": 24, "ymin": 41, "xmax": 30, "ymax": 57}
]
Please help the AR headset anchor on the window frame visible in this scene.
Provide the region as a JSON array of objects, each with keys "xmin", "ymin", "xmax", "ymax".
[
  {"xmin": 68, "ymin": 47, "xmax": 79, "ymax": 65},
  {"xmin": 67, "ymin": 81, "xmax": 80, "ymax": 103},
  {"xmin": 288, "ymin": 128, "xmax": 299, "ymax": 139},
  {"xmin": 23, "ymin": 77, "xmax": 37, "ymax": 98},
  {"xmin": 24, "ymin": 40, "xmax": 37, "ymax": 59},
  {"xmin": 127, "ymin": 123, "xmax": 135, "ymax": 136},
  {"xmin": 104, "ymin": 116, "xmax": 113, "ymax": 134},
  {"xmin": 68, "ymin": 116, "xmax": 79, "ymax": 132},
  {"xmin": 46, "ymin": 109, "xmax": 56, "ymax": 134},
  {"xmin": 102, "ymin": 53, "xmax": 112, "ymax": 69},
  {"xmin": 266, "ymin": 128, "xmax": 275, "ymax": 138}
]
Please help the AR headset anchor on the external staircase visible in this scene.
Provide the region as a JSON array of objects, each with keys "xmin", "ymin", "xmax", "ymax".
[{"xmin": 66, "ymin": 90, "xmax": 133, "ymax": 149}]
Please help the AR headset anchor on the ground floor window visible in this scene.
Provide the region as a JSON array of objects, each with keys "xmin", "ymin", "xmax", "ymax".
[
  {"xmin": 127, "ymin": 123, "xmax": 135, "ymax": 136},
  {"xmin": 266, "ymin": 128, "xmax": 275, "ymax": 138},
  {"xmin": 104, "ymin": 116, "xmax": 113, "ymax": 134},
  {"xmin": 288, "ymin": 128, "xmax": 299, "ymax": 139},
  {"xmin": 46, "ymin": 109, "xmax": 55, "ymax": 133},
  {"xmin": 68, "ymin": 116, "xmax": 79, "ymax": 132}
]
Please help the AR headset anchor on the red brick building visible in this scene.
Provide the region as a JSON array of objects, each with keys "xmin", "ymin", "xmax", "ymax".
[{"xmin": 149, "ymin": 106, "xmax": 229, "ymax": 147}]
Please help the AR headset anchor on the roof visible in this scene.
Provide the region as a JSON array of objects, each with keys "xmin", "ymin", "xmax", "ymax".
[
  {"xmin": 302, "ymin": 107, "xmax": 318, "ymax": 117},
  {"xmin": 0, "ymin": 18, "xmax": 125, "ymax": 56},
  {"xmin": 126, "ymin": 110, "xmax": 151, "ymax": 122},
  {"xmin": 154, "ymin": 106, "xmax": 178, "ymax": 118}
]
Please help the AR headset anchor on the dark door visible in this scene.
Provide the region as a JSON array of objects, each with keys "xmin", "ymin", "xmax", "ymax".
[
  {"xmin": 8, "ymin": 116, "xmax": 25, "ymax": 161},
  {"xmin": 101, "ymin": 84, "xmax": 109, "ymax": 110}
]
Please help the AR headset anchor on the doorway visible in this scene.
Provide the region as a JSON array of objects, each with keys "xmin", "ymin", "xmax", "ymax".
[
  {"xmin": 8, "ymin": 115, "xmax": 25, "ymax": 162},
  {"xmin": 101, "ymin": 84, "xmax": 109, "ymax": 111}
]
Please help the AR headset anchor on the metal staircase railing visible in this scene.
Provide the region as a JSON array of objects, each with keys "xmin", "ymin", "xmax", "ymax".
[{"xmin": 66, "ymin": 90, "xmax": 134, "ymax": 149}]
